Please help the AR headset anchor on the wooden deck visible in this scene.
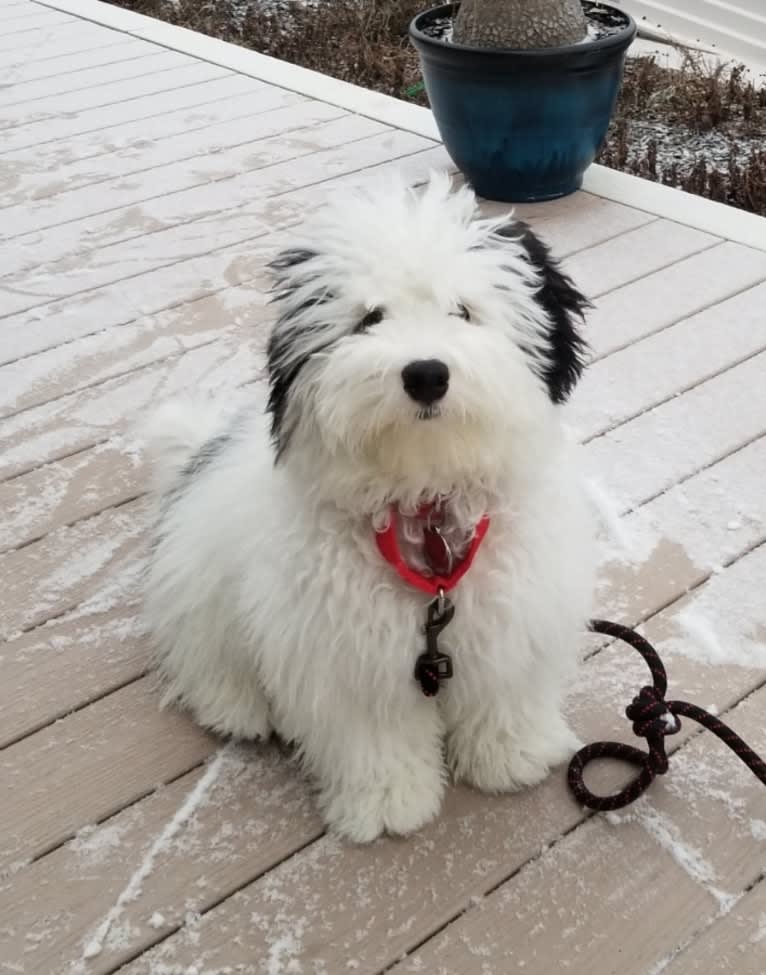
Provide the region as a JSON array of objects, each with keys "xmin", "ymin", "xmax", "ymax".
[{"xmin": 3, "ymin": 1, "xmax": 766, "ymax": 972}]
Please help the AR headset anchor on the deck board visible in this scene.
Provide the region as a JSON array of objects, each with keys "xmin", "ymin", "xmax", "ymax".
[
  {"xmin": 587, "ymin": 241, "xmax": 766, "ymax": 359},
  {"xmin": 0, "ymin": 22, "xmax": 137, "ymax": 63},
  {"xmin": 494, "ymin": 190, "xmax": 654, "ymax": 256},
  {"xmin": 0, "ymin": 49, "xmax": 199, "ymax": 110},
  {"xmin": 0, "ymin": 17, "xmax": 94, "ymax": 52},
  {"xmin": 0, "ymin": 285, "xmax": 260, "ymax": 420},
  {"xmin": 661, "ymin": 880, "xmax": 766, "ymax": 974},
  {"xmin": 0, "ymin": 341, "xmax": 261, "ymax": 480},
  {"xmin": 0, "ymin": 59, "xmax": 239, "ymax": 131},
  {"xmin": 0, "ymin": 500, "xmax": 146, "ymax": 640},
  {"xmin": 0, "ymin": 77, "xmax": 284, "ymax": 184},
  {"xmin": 574, "ymin": 280, "xmax": 766, "ymax": 439},
  {"xmin": 562, "ymin": 218, "xmax": 718, "ymax": 298},
  {"xmin": 2, "ymin": 3, "xmax": 55, "ymax": 18},
  {"xmin": 0, "ymin": 86, "xmax": 306, "ymax": 203},
  {"xmin": 584, "ymin": 349, "xmax": 766, "ymax": 511},
  {"xmin": 0, "ymin": 69, "xmax": 248, "ymax": 153},
  {"xmin": 0, "ymin": 746, "xmax": 322, "ymax": 975},
  {"xmin": 1, "ymin": 106, "xmax": 371, "ymax": 236},
  {"xmin": 0, "ymin": 8, "xmax": 72, "ymax": 29},
  {"xmin": 0, "ymin": 678, "xmax": 213, "ymax": 872},
  {"xmin": 0, "ymin": 604, "xmax": 145, "ymax": 747},
  {"xmin": 0, "ymin": 38, "xmax": 166, "ymax": 85},
  {"xmin": 2, "ymin": 1, "xmax": 766, "ymax": 972},
  {"xmin": 400, "ymin": 821, "xmax": 717, "ymax": 975}
]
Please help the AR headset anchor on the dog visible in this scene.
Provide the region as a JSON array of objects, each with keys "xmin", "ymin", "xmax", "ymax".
[{"xmin": 143, "ymin": 174, "xmax": 596, "ymax": 842}]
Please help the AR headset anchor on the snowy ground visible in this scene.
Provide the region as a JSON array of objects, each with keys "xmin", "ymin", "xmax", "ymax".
[{"xmin": 613, "ymin": 118, "xmax": 761, "ymax": 180}]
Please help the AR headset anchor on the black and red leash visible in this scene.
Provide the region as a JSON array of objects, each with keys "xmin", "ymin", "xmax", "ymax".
[{"xmin": 568, "ymin": 619, "xmax": 766, "ymax": 810}]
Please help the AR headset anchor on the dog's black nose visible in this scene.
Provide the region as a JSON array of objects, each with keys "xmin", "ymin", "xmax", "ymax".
[{"xmin": 402, "ymin": 359, "xmax": 450, "ymax": 405}]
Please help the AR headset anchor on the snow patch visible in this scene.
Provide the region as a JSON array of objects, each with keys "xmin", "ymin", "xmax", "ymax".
[
  {"xmin": 634, "ymin": 804, "xmax": 737, "ymax": 912},
  {"xmin": 266, "ymin": 917, "xmax": 308, "ymax": 975},
  {"xmin": 585, "ymin": 476, "xmax": 633, "ymax": 552},
  {"xmin": 70, "ymin": 821, "xmax": 129, "ymax": 864},
  {"xmin": 676, "ymin": 609, "xmax": 726, "ymax": 664},
  {"xmin": 659, "ymin": 551, "xmax": 766, "ymax": 669},
  {"xmin": 76, "ymin": 747, "xmax": 233, "ymax": 967}
]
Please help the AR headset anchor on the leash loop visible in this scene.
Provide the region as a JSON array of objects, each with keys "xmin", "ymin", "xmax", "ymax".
[{"xmin": 568, "ymin": 619, "xmax": 766, "ymax": 811}]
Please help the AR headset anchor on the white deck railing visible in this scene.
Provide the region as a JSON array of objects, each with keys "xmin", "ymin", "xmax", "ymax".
[{"xmin": 617, "ymin": 0, "xmax": 766, "ymax": 72}]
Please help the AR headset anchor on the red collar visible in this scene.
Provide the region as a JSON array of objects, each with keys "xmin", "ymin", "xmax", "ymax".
[{"xmin": 375, "ymin": 503, "xmax": 490, "ymax": 596}]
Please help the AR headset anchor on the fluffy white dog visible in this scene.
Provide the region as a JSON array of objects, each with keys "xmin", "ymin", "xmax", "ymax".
[{"xmin": 143, "ymin": 174, "xmax": 595, "ymax": 842}]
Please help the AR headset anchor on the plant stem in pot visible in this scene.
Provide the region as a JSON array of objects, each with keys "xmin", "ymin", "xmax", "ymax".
[{"xmin": 454, "ymin": 0, "xmax": 588, "ymax": 49}]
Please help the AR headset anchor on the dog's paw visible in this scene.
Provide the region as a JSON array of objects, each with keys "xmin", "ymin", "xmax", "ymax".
[
  {"xmin": 449, "ymin": 720, "xmax": 580, "ymax": 794},
  {"xmin": 209, "ymin": 706, "xmax": 272, "ymax": 742},
  {"xmin": 320, "ymin": 762, "xmax": 445, "ymax": 843}
]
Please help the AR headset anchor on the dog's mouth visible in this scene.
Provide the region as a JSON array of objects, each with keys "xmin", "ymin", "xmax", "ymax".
[{"xmin": 416, "ymin": 405, "xmax": 442, "ymax": 421}]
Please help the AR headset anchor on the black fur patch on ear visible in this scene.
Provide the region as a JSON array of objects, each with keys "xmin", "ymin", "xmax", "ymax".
[
  {"xmin": 266, "ymin": 324, "xmax": 336, "ymax": 460},
  {"xmin": 269, "ymin": 248, "xmax": 319, "ymax": 272},
  {"xmin": 498, "ymin": 222, "xmax": 591, "ymax": 404},
  {"xmin": 267, "ymin": 248, "xmax": 335, "ymax": 459}
]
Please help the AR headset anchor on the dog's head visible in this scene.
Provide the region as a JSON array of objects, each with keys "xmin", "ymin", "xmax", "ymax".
[{"xmin": 266, "ymin": 174, "xmax": 589, "ymax": 508}]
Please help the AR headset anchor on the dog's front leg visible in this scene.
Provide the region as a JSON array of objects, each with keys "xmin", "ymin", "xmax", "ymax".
[
  {"xmin": 299, "ymin": 697, "xmax": 446, "ymax": 843},
  {"xmin": 443, "ymin": 664, "xmax": 580, "ymax": 795}
]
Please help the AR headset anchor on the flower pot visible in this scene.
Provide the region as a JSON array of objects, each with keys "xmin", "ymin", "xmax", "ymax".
[{"xmin": 409, "ymin": 1, "xmax": 636, "ymax": 202}]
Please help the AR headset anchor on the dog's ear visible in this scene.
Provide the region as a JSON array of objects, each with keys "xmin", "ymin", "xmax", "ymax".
[
  {"xmin": 266, "ymin": 248, "xmax": 335, "ymax": 459},
  {"xmin": 269, "ymin": 247, "xmax": 319, "ymax": 280},
  {"xmin": 498, "ymin": 222, "xmax": 590, "ymax": 404}
]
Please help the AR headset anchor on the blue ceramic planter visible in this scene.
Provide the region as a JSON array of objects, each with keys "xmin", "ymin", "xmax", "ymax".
[{"xmin": 409, "ymin": 2, "xmax": 636, "ymax": 202}]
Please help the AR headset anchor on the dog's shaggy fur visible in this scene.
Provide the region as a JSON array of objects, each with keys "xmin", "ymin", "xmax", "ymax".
[{"xmin": 143, "ymin": 175, "xmax": 596, "ymax": 842}]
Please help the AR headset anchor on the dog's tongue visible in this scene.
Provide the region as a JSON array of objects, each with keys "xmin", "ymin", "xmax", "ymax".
[{"xmin": 423, "ymin": 524, "xmax": 453, "ymax": 576}]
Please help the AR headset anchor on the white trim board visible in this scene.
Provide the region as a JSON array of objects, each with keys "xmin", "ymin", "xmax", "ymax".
[
  {"xmin": 31, "ymin": 0, "xmax": 766, "ymax": 252},
  {"xmin": 616, "ymin": 0, "xmax": 766, "ymax": 78}
]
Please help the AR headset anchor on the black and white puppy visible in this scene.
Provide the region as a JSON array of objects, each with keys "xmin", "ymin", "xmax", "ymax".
[{"xmin": 143, "ymin": 174, "xmax": 595, "ymax": 842}]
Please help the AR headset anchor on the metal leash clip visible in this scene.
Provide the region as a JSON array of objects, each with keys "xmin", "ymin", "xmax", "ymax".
[{"xmin": 414, "ymin": 588, "xmax": 455, "ymax": 696}]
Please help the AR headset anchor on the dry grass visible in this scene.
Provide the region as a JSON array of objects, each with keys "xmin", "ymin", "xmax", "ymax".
[
  {"xmin": 615, "ymin": 53, "xmax": 766, "ymax": 134},
  {"xmin": 600, "ymin": 53, "xmax": 766, "ymax": 214},
  {"xmin": 108, "ymin": 0, "xmax": 766, "ymax": 215},
  {"xmin": 112, "ymin": 0, "xmax": 426, "ymax": 98}
]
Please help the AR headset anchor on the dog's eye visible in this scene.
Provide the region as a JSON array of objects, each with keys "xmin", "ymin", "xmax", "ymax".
[
  {"xmin": 452, "ymin": 303, "xmax": 471, "ymax": 322},
  {"xmin": 356, "ymin": 307, "xmax": 384, "ymax": 333}
]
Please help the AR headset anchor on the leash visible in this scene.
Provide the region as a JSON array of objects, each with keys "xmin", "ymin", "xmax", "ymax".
[{"xmin": 568, "ymin": 618, "xmax": 766, "ymax": 810}]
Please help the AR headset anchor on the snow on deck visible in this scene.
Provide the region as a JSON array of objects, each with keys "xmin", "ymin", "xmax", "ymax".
[{"xmin": 2, "ymin": 1, "xmax": 766, "ymax": 973}]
